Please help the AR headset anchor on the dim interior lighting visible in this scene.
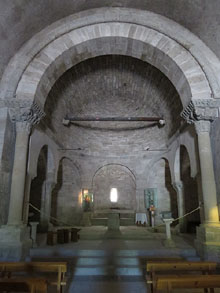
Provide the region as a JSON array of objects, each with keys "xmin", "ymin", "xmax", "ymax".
[
  {"xmin": 78, "ymin": 190, "xmax": 83, "ymax": 205},
  {"xmin": 110, "ymin": 188, "xmax": 118, "ymax": 203}
]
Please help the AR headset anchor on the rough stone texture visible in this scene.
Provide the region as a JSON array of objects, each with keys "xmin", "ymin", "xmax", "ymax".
[
  {"xmin": 195, "ymin": 224, "xmax": 220, "ymax": 261},
  {"xmin": 180, "ymin": 145, "xmax": 200, "ymax": 232},
  {"xmin": 44, "ymin": 55, "xmax": 182, "ymax": 155},
  {"xmin": 13, "ymin": 21, "xmax": 211, "ymax": 108},
  {"xmin": 29, "ymin": 146, "xmax": 48, "ymax": 224},
  {"xmin": 93, "ymin": 164, "xmax": 136, "ymax": 211},
  {"xmin": 0, "ymin": 0, "xmax": 220, "ymax": 81},
  {"xmin": 51, "ymin": 158, "xmax": 82, "ymax": 225},
  {"xmin": 0, "ymin": 109, "xmax": 15, "ymax": 225},
  {"xmin": 148, "ymin": 159, "xmax": 177, "ymax": 225}
]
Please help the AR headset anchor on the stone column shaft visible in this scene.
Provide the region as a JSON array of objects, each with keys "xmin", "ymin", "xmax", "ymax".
[
  {"xmin": 173, "ymin": 181, "xmax": 186, "ymax": 231},
  {"xmin": 195, "ymin": 120, "xmax": 219, "ymax": 224},
  {"xmin": 7, "ymin": 101, "xmax": 45, "ymax": 226},
  {"xmin": 40, "ymin": 178, "xmax": 55, "ymax": 231},
  {"xmin": 7, "ymin": 122, "xmax": 30, "ymax": 225},
  {"xmin": 173, "ymin": 181, "xmax": 184, "ymax": 217}
]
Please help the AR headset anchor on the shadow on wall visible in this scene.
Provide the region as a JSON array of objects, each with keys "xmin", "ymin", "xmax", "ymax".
[
  {"xmin": 180, "ymin": 145, "xmax": 200, "ymax": 233},
  {"xmin": 29, "ymin": 145, "xmax": 48, "ymax": 226},
  {"xmin": 148, "ymin": 158, "xmax": 178, "ymax": 225},
  {"xmin": 51, "ymin": 157, "xmax": 82, "ymax": 226}
]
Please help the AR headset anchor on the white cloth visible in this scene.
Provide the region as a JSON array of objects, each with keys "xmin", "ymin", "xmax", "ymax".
[{"xmin": 136, "ymin": 213, "xmax": 147, "ymax": 224}]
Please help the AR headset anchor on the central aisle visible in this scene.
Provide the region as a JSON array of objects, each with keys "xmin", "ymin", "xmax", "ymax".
[{"xmin": 30, "ymin": 227, "xmax": 199, "ymax": 292}]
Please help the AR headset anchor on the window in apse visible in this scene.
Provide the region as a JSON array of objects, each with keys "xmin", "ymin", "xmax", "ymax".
[{"xmin": 110, "ymin": 188, "xmax": 118, "ymax": 203}]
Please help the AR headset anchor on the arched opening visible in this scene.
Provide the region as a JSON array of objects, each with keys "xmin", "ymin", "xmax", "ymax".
[
  {"xmin": 29, "ymin": 145, "xmax": 48, "ymax": 227},
  {"xmin": 148, "ymin": 159, "xmax": 178, "ymax": 225},
  {"xmin": 93, "ymin": 164, "xmax": 136, "ymax": 211},
  {"xmin": 180, "ymin": 145, "xmax": 200, "ymax": 233},
  {"xmin": 110, "ymin": 188, "xmax": 118, "ymax": 203},
  {"xmin": 51, "ymin": 158, "xmax": 82, "ymax": 226}
]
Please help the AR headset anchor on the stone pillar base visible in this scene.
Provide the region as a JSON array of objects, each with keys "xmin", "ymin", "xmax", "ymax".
[
  {"xmin": 163, "ymin": 239, "xmax": 176, "ymax": 248},
  {"xmin": 0, "ymin": 225, "xmax": 32, "ymax": 261},
  {"xmin": 195, "ymin": 224, "xmax": 220, "ymax": 261}
]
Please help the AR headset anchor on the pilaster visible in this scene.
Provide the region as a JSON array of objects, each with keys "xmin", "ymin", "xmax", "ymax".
[
  {"xmin": 0, "ymin": 100, "xmax": 45, "ymax": 260},
  {"xmin": 173, "ymin": 181, "xmax": 186, "ymax": 233},
  {"xmin": 181, "ymin": 99, "xmax": 220, "ymax": 260}
]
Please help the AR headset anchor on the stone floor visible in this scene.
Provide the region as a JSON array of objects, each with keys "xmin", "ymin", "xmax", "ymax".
[{"xmin": 28, "ymin": 226, "xmax": 216, "ymax": 292}]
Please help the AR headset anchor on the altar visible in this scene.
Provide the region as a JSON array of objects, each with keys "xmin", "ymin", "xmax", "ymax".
[
  {"xmin": 93, "ymin": 209, "xmax": 135, "ymax": 229},
  {"xmin": 135, "ymin": 213, "xmax": 147, "ymax": 225}
]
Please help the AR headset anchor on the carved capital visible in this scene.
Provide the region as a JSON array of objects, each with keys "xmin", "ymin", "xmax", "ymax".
[
  {"xmin": 181, "ymin": 99, "xmax": 219, "ymax": 124},
  {"xmin": 9, "ymin": 101, "xmax": 45, "ymax": 129},
  {"xmin": 194, "ymin": 120, "xmax": 211, "ymax": 133}
]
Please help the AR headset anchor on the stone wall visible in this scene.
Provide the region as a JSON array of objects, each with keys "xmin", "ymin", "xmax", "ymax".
[
  {"xmin": 93, "ymin": 164, "xmax": 136, "ymax": 210},
  {"xmin": 0, "ymin": 109, "xmax": 15, "ymax": 225},
  {"xmin": 180, "ymin": 145, "xmax": 200, "ymax": 232},
  {"xmin": 148, "ymin": 159, "xmax": 177, "ymax": 225},
  {"xmin": 29, "ymin": 146, "xmax": 48, "ymax": 223},
  {"xmin": 51, "ymin": 158, "xmax": 82, "ymax": 225},
  {"xmin": 44, "ymin": 55, "xmax": 181, "ymax": 156}
]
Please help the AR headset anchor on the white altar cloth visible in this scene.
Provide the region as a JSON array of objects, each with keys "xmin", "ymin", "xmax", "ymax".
[{"xmin": 136, "ymin": 213, "xmax": 147, "ymax": 224}]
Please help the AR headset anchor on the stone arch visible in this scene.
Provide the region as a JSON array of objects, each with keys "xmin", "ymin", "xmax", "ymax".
[
  {"xmin": 92, "ymin": 164, "xmax": 136, "ymax": 211},
  {"xmin": 15, "ymin": 26, "xmax": 211, "ymax": 110},
  {"xmin": 1, "ymin": 8, "xmax": 220, "ymax": 105},
  {"xmin": 28, "ymin": 130, "xmax": 58, "ymax": 181},
  {"xmin": 92, "ymin": 163, "xmax": 136, "ymax": 187},
  {"xmin": 28, "ymin": 144, "xmax": 55, "ymax": 180}
]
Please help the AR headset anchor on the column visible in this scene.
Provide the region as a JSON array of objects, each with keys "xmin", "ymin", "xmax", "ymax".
[
  {"xmin": 173, "ymin": 181, "xmax": 186, "ymax": 232},
  {"xmin": 40, "ymin": 174, "xmax": 55, "ymax": 232},
  {"xmin": 7, "ymin": 102, "xmax": 45, "ymax": 226},
  {"xmin": 7, "ymin": 121, "xmax": 31, "ymax": 225},
  {"xmin": 195, "ymin": 120, "xmax": 219, "ymax": 225}
]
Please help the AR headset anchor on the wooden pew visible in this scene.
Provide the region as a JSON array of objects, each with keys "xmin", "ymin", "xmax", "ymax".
[
  {"xmin": 155, "ymin": 274, "xmax": 220, "ymax": 292},
  {"xmin": 0, "ymin": 277, "xmax": 47, "ymax": 293},
  {"xmin": 0, "ymin": 262, "xmax": 67, "ymax": 292},
  {"xmin": 146, "ymin": 261, "xmax": 217, "ymax": 293}
]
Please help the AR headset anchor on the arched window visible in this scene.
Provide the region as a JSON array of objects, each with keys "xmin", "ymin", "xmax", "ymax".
[{"xmin": 110, "ymin": 188, "xmax": 118, "ymax": 203}]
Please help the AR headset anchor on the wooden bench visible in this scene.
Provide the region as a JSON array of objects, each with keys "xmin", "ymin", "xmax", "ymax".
[
  {"xmin": 0, "ymin": 261, "xmax": 67, "ymax": 292},
  {"xmin": 146, "ymin": 261, "xmax": 217, "ymax": 293},
  {"xmin": 0, "ymin": 277, "xmax": 47, "ymax": 293},
  {"xmin": 155, "ymin": 274, "xmax": 220, "ymax": 292},
  {"xmin": 47, "ymin": 228, "xmax": 81, "ymax": 245}
]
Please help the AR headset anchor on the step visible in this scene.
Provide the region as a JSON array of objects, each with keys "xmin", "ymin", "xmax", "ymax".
[
  {"xmin": 91, "ymin": 218, "xmax": 108, "ymax": 226},
  {"xmin": 120, "ymin": 218, "xmax": 135, "ymax": 226}
]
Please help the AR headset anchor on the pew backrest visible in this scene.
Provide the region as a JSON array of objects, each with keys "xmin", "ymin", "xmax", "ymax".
[
  {"xmin": 155, "ymin": 274, "xmax": 220, "ymax": 292},
  {"xmin": 146, "ymin": 261, "xmax": 217, "ymax": 273},
  {"xmin": 0, "ymin": 262, "xmax": 67, "ymax": 292}
]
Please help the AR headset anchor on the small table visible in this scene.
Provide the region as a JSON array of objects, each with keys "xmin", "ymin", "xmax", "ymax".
[{"xmin": 136, "ymin": 213, "xmax": 147, "ymax": 225}]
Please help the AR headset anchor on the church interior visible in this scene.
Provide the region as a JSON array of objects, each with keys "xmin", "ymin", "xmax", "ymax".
[{"xmin": 1, "ymin": 1, "xmax": 220, "ymax": 292}]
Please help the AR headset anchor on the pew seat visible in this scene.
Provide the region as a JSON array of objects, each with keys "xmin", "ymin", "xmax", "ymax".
[
  {"xmin": 146, "ymin": 261, "xmax": 217, "ymax": 293},
  {"xmin": 0, "ymin": 261, "xmax": 67, "ymax": 292}
]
